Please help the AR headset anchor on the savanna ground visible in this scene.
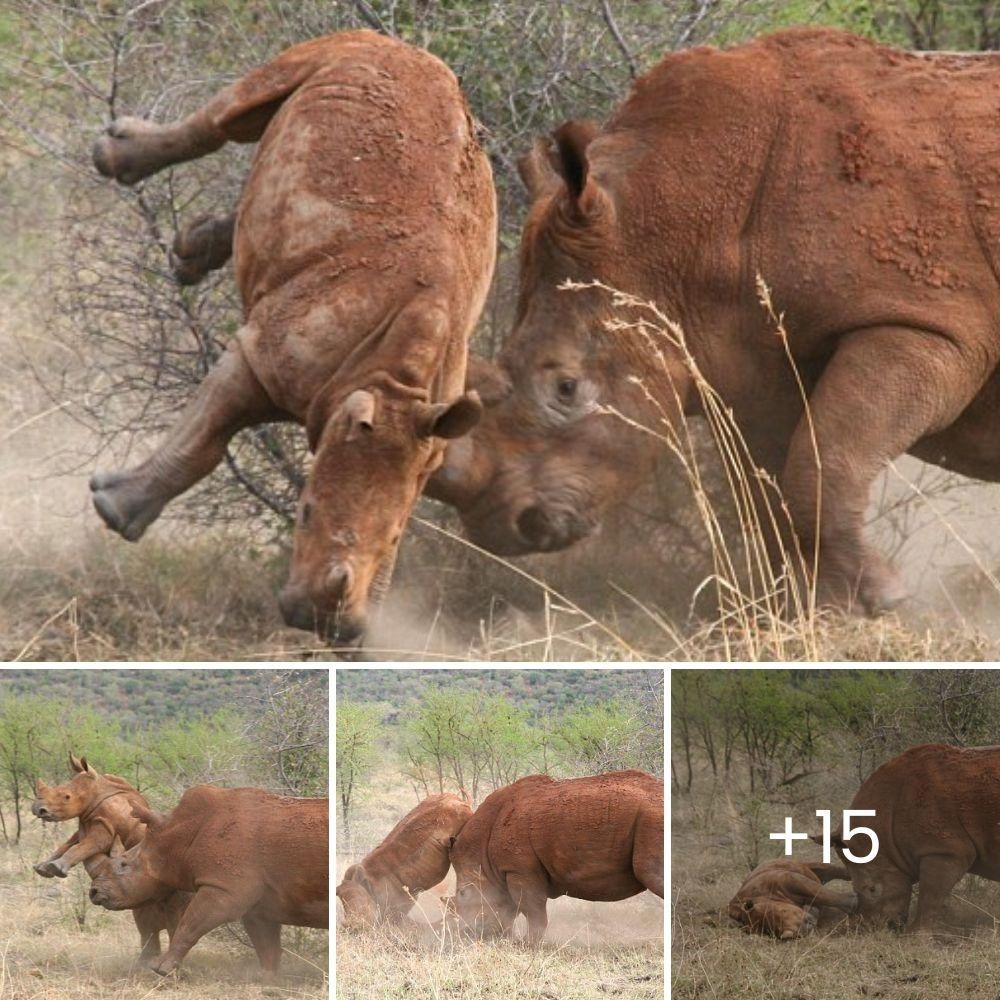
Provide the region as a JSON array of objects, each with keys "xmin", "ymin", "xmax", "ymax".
[
  {"xmin": 671, "ymin": 669, "xmax": 1000, "ymax": 999},
  {"xmin": 336, "ymin": 770, "xmax": 664, "ymax": 1000},
  {"xmin": 0, "ymin": 821, "xmax": 328, "ymax": 999}
]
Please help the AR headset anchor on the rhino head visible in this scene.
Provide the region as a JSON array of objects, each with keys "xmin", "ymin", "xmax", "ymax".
[{"xmin": 429, "ymin": 124, "xmax": 681, "ymax": 554}]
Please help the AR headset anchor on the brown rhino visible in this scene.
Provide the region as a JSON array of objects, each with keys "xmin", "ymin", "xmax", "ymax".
[
  {"xmin": 728, "ymin": 859, "xmax": 857, "ymax": 939},
  {"xmin": 432, "ymin": 28, "xmax": 1000, "ymax": 613},
  {"xmin": 89, "ymin": 31, "xmax": 496, "ymax": 641},
  {"xmin": 812, "ymin": 743, "xmax": 1000, "ymax": 932},
  {"xmin": 337, "ymin": 792, "xmax": 472, "ymax": 926},
  {"xmin": 88, "ymin": 785, "xmax": 328, "ymax": 978},
  {"xmin": 448, "ymin": 770, "xmax": 663, "ymax": 944},
  {"xmin": 31, "ymin": 753, "xmax": 189, "ymax": 965}
]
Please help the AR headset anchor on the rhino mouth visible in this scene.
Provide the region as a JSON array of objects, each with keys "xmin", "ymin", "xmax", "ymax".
[{"xmin": 31, "ymin": 804, "xmax": 61, "ymax": 822}]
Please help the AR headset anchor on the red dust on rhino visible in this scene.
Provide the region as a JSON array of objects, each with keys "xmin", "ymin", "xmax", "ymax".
[
  {"xmin": 447, "ymin": 770, "xmax": 663, "ymax": 944},
  {"xmin": 89, "ymin": 785, "xmax": 328, "ymax": 979},
  {"xmin": 432, "ymin": 28, "xmax": 1000, "ymax": 614},
  {"xmin": 89, "ymin": 31, "xmax": 496, "ymax": 643},
  {"xmin": 31, "ymin": 753, "xmax": 189, "ymax": 965}
]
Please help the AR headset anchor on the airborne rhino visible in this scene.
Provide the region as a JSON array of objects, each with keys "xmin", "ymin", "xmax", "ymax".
[{"xmin": 89, "ymin": 31, "xmax": 496, "ymax": 642}]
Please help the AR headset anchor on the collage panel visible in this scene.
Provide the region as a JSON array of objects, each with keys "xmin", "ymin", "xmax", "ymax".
[
  {"xmin": 5, "ymin": 8, "xmax": 1000, "ymax": 667},
  {"xmin": 671, "ymin": 667, "xmax": 1000, "ymax": 999},
  {"xmin": 0, "ymin": 668, "xmax": 329, "ymax": 997},
  {"xmin": 335, "ymin": 666, "xmax": 665, "ymax": 998}
]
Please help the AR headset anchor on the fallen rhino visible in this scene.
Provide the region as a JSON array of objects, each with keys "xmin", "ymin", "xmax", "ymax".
[
  {"xmin": 337, "ymin": 791, "xmax": 472, "ymax": 926},
  {"xmin": 89, "ymin": 30, "xmax": 496, "ymax": 642},
  {"xmin": 728, "ymin": 859, "xmax": 857, "ymax": 939},
  {"xmin": 88, "ymin": 785, "xmax": 328, "ymax": 978},
  {"xmin": 431, "ymin": 28, "xmax": 1000, "ymax": 614},
  {"xmin": 813, "ymin": 743, "xmax": 1000, "ymax": 932},
  {"xmin": 31, "ymin": 753, "xmax": 189, "ymax": 965},
  {"xmin": 447, "ymin": 770, "xmax": 663, "ymax": 943}
]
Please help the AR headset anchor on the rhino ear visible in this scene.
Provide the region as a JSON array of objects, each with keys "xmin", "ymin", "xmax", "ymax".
[
  {"xmin": 82, "ymin": 758, "xmax": 99, "ymax": 778},
  {"xmin": 131, "ymin": 803, "xmax": 160, "ymax": 829},
  {"xmin": 69, "ymin": 752, "xmax": 85, "ymax": 773},
  {"xmin": 552, "ymin": 120, "xmax": 603, "ymax": 216},
  {"xmin": 415, "ymin": 392, "xmax": 482, "ymax": 441},
  {"xmin": 465, "ymin": 356, "xmax": 511, "ymax": 408},
  {"xmin": 109, "ymin": 834, "xmax": 126, "ymax": 858},
  {"xmin": 517, "ymin": 137, "xmax": 559, "ymax": 199}
]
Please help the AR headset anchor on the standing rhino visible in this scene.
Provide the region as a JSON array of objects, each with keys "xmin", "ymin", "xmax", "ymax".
[
  {"xmin": 337, "ymin": 791, "xmax": 472, "ymax": 926},
  {"xmin": 448, "ymin": 770, "xmax": 663, "ymax": 944},
  {"xmin": 31, "ymin": 753, "xmax": 189, "ymax": 966},
  {"xmin": 88, "ymin": 785, "xmax": 328, "ymax": 978},
  {"xmin": 813, "ymin": 743, "xmax": 1000, "ymax": 931},
  {"xmin": 728, "ymin": 859, "xmax": 856, "ymax": 939},
  {"xmin": 89, "ymin": 30, "xmax": 496, "ymax": 642},
  {"xmin": 432, "ymin": 28, "xmax": 1000, "ymax": 613}
]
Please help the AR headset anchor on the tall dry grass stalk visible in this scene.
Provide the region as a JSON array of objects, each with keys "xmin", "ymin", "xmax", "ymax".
[{"xmin": 564, "ymin": 277, "xmax": 825, "ymax": 661}]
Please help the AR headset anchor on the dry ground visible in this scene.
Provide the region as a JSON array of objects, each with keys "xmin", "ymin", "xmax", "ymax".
[
  {"xmin": 0, "ymin": 820, "xmax": 328, "ymax": 998},
  {"xmin": 336, "ymin": 773, "xmax": 665, "ymax": 999},
  {"xmin": 672, "ymin": 775, "xmax": 1000, "ymax": 999}
]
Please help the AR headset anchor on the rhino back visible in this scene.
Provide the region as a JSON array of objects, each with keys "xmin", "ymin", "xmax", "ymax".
[
  {"xmin": 852, "ymin": 744, "xmax": 1000, "ymax": 877},
  {"xmin": 590, "ymin": 29, "xmax": 1000, "ymax": 381},
  {"xmin": 154, "ymin": 786, "xmax": 328, "ymax": 919},
  {"xmin": 458, "ymin": 771, "xmax": 662, "ymax": 902},
  {"xmin": 361, "ymin": 793, "xmax": 472, "ymax": 894},
  {"xmin": 233, "ymin": 34, "xmax": 495, "ymax": 417}
]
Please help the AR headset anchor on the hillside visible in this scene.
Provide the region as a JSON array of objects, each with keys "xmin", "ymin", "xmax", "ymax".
[
  {"xmin": 336, "ymin": 667, "xmax": 660, "ymax": 720},
  {"xmin": 0, "ymin": 668, "xmax": 327, "ymax": 729}
]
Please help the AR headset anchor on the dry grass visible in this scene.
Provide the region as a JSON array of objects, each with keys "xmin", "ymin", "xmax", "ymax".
[
  {"xmin": 5, "ymin": 223, "xmax": 1000, "ymax": 661},
  {"xmin": 336, "ymin": 772, "xmax": 664, "ymax": 999},
  {"xmin": 0, "ymin": 822, "xmax": 328, "ymax": 998}
]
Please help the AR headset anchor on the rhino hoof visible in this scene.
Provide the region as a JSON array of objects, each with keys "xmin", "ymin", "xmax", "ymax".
[
  {"xmin": 92, "ymin": 117, "xmax": 160, "ymax": 186},
  {"xmin": 33, "ymin": 861, "xmax": 59, "ymax": 878},
  {"xmin": 170, "ymin": 216, "xmax": 231, "ymax": 286},
  {"xmin": 90, "ymin": 471, "xmax": 160, "ymax": 542}
]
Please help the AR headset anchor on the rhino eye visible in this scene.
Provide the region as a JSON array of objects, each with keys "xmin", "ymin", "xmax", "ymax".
[
  {"xmin": 556, "ymin": 377, "xmax": 577, "ymax": 401},
  {"xmin": 300, "ymin": 502, "xmax": 312, "ymax": 529}
]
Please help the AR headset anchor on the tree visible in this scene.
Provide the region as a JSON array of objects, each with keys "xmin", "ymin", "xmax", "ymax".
[
  {"xmin": 553, "ymin": 699, "xmax": 646, "ymax": 775},
  {"xmin": 401, "ymin": 689, "xmax": 536, "ymax": 803},
  {"xmin": 246, "ymin": 671, "xmax": 328, "ymax": 796},
  {"xmin": 336, "ymin": 701, "xmax": 381, "ymax": 836}
]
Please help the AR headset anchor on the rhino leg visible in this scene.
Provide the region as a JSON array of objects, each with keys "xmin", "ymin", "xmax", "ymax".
[
  {"xmin": 132, "ymin": 903, "xmax": 164, "ymax": 965},
  {"xmin": 781, "ymin": 324, "xmax": 985, "ymax": 614},
  {"xmin": 911, "ymin": 855, "xmax": 970, "ymax": 931},
  {"xmin": 242, "ymin": 910, "xmax": 282, "ymax": 980},
  {"xmin": 808, "ymin": 885, "xmax": 858, "ymax": 914},
  {"xmin": 151, "ymin": 886, "xmax": 251, "ymax": 975},
  {"xmin": 93, "ymin": 38, "xmax": 334, "ymax": 185},
  {"xmin": 633, "ymin": 814, "xmax": 664, "ymax": 898},
  {"xmin": 90, "ymin": 336, "xmax": 278, "ymax": 542},
  {"xmin": 171, "ymin": 213, "xmax": 236, "ymax": 286},
  {"xmin": 507, "ymin": 875, "xmax": 548, "ymax": 945}
]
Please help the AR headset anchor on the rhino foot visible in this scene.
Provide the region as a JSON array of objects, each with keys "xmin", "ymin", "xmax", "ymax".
[
  {"xmin": 92, "ymin": 118, "xmax": 167, "ymax": 186},
  {"xmin": 34, "ymin": 860, "xmax": 67, "ymax": 878},
  {"xmin": 170, "ymin": 215, "xmax": 233, "ymax": 286},
  {"xmin": 90, "ymin": 471, "xmax": 164, "ymax": 542}
]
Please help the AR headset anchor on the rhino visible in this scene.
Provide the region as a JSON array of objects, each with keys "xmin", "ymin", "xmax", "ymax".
[
  {"xmin": 336, "ymin": 792, "xmax": 472, "ymax": 926},
  {"xmin": 31, "ymin": 753, "xmax": 190, "ymax": 965},
  {"xmin": 728, "ymin": 858, "xmax": 857, "ymax": 939},
  {"xmin": 447, "ymin": 770, "xmax": 663, "ymax": 944},
  {"xmin": 812, "ymin": 743, "xmax": 1000, "ymax": 931},
  {"xmin": 89, "ymin": 30, "xmax": 496, "ymax": 642},
  {"xmin": 88, "ymin": 785, "xmax": 328, "ymax": 978},
  {"xmin": 431, "ymin": 28, "xmax": 1000, "ymax": 613}
]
